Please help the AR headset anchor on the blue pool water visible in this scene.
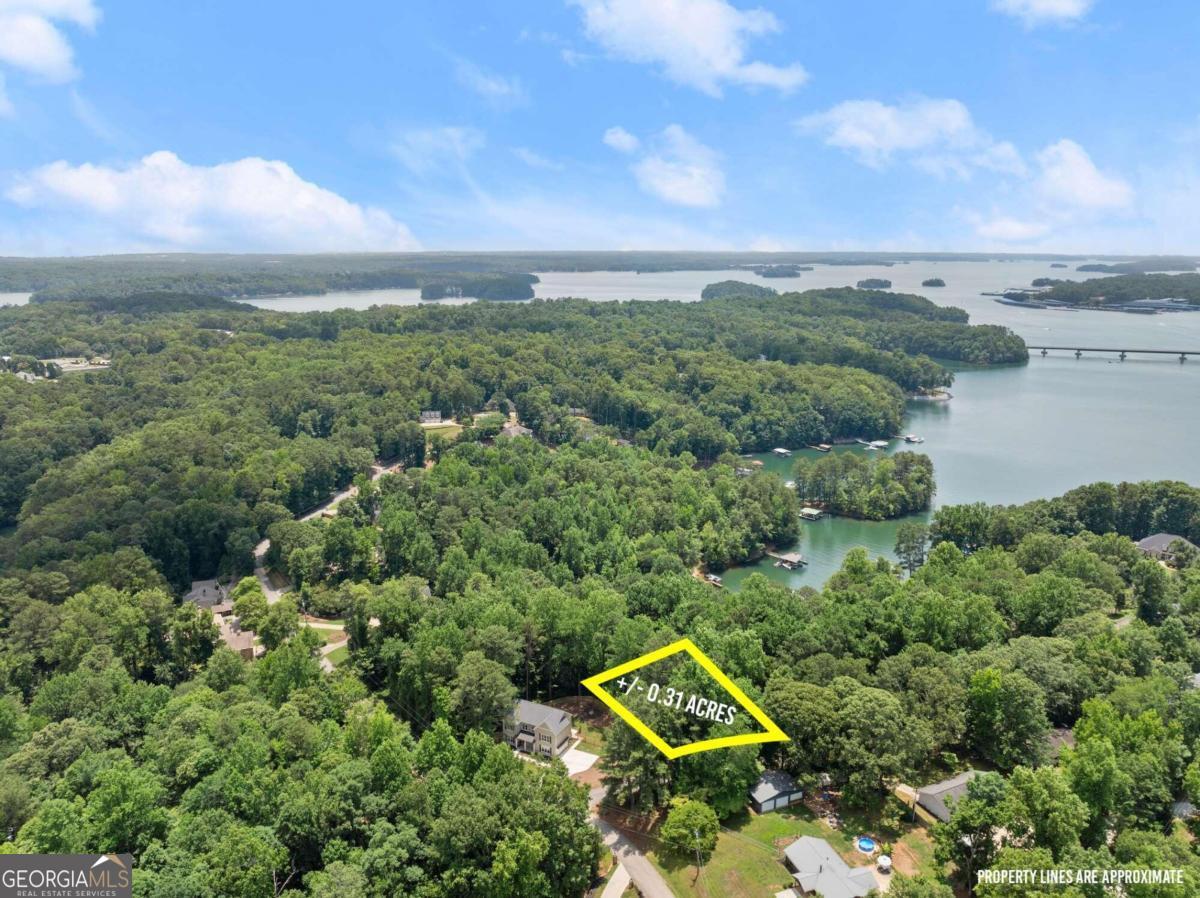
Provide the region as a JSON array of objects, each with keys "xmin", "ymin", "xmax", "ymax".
[{"xmin": 857, "ymin": 836, "xmax": 877, "ymax": 853}]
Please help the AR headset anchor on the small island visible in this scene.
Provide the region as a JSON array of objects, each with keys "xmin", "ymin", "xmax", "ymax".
[
  {"xmin": 856, "ymin": 278, "xmax": 893, "ymax": 289},
  {"xmin": 752, "ymin": 264, "xmax": 813, "ymax": 278},
  {"xmin": 700, "ymin": 280, "xmax": 778, "ymax": 300},
  {"xmin": 791, "ymin": 451, "xmax": 934, "ymax": 520},
  {"xmin": 921, "ymin": 278, "xmax": 946, "ymax": 288}
]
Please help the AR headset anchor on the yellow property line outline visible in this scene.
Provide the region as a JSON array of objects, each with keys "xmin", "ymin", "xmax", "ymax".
[{"xmin": 581, "ymin": 637, "xmax": 789, "ymax": 759}]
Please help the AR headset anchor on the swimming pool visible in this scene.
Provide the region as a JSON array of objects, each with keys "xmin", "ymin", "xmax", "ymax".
[{"xmin": 856, "ymin": 836, "xmax": 877, "ymax": 854}]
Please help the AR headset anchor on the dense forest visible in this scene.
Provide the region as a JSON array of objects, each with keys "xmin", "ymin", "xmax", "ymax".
[
  {"xmin": 1076, "ymin": 257, "xmax": 1197, "ymax": 274},
  {"xmin": 1042, "ymin": 273, "xmax": 1200, "ymax": 306},
  {"xmin": 5, "ymin": 275, "xmax": 1200, "ymax": 896},
  {"xmin": 0, "ymin": 253, "xmax": 1108, "ymax": 296},
  {"xmin": 0, "ymin": 286, "xmax": 1024, "ymax": 592},
  {"xmin": 700, "ymin": 280, "xmax": 778, "ymax": 300},
  {"xmin": 751, "ymin": 265, "xmax": 811, "ymax": 278},
  {"xmin": 418, "ymin": 274, "xmax": 538, "ymax": 301},
  {"xmin": 3, "ymin": 465, "xmax": 1200, "ymax": 894},
  {"xmin": 791, "ymin": 451, "xmax": 935, "ymax": 519}
]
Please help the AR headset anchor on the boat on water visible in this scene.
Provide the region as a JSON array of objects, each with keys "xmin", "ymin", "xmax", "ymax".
[
  {"xmin": 995, "ymin": 297, "xmax": 1048, "ymax": 309},
  {"xmin": 911, "ymin": 389, "xmax": 952, "ymax": 403},
  {"xmin": 808, "ymin": 443, "xmax": 833, "ymax": 452},
  {"xmin": 904, "ymin": 434, "xmax": 924, "ymax": 444},
  {"xmin": 772, "ymin": 447, "xmax": 792, "ymax": 457},
  {"xmin": 769, "ymin": 551, "xmax": 806, "ymax": 570}
]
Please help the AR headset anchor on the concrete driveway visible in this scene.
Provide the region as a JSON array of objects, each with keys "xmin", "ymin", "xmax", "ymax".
[{"xmin": 562, "ymin": 746, "xmax": 599, "ymax": 776}]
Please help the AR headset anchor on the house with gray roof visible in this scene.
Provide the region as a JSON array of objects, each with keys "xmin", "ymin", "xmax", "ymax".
[
  {"xmin": 783, "ymin": 836, "xmax": 876, "ymax": 898},
  {"xmin": 917, "ymin": 770, "xmax": 981, "ymax": 823},
  {"xmin": 503, "ymin": 700, "xmax": 573, "ymax": 759},
  {"xmin": 749, "ymin": 770, "xmax": 803, "ymax": 814},
  {"xmin": 499, "ymin": 422, "xmax": 533, "ymax": 438},
  {"xmin": 1137, "ymin": 533, "xmax": 1198, "ymax": 565}
]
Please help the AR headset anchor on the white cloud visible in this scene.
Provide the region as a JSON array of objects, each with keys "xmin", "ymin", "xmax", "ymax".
[
  {"xmin": 512, "ymin": 147, "xmax": 564, "ymax": 171},
  {"xmin": 570, "ymin": 0, "xmax": 807, "ymax": 96},
  {"xmin": 452, "ymin": 57, "xmax": 527, "ymax": 108},
  {"xmin": 1035, "ymin": 139, "xmax": 1133, "ymax": 209},
  {"xmin": 0, "ymin": 0, "xmax": 98, "ymax": 84},
  {"xmin": 6, "ymin": 151, "xmax": 418, "ymax": 252},
  {"xmin": 991, "ymin": 0, "xmax": 1094, "ymax": 26},
  {"xmin": 798, "ymin": 96, "xmax": 1026, "ymax": 176},
  {"xmin": 969, "ymin": 140, "xmax": 1133, "ymax": 244},
  {"xmin": 603, "ymin": 125, "xmax": 640, "ymax": 154},
  {"xmin": 390, "ymin": 126, "xmax": 484, "ymax": 176},
  {"xmin": 973, "ymin": 215, "xmax": 1052, "ymax": 242},
  {"xmin": 630, "ymin": 124, "xmax": 724, "ymax": 207}
]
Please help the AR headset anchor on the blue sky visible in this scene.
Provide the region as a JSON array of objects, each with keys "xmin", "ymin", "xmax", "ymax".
[{"xmin": 0, "ymin": 0, "xmax": 1197, "ymax": 254}]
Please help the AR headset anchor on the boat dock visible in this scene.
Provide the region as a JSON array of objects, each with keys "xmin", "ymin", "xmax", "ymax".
[
  {"xmin": 768, "ymin": 551, "xmax": 806, "ymax": 570},
  {"xmin": 799, "ymin": 507, "xmax": 824, "ymax": 521}
]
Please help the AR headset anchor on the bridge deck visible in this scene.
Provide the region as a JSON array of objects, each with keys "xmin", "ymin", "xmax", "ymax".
[{"xmin": 1027, "ymin": 346, "xmax": 1197, "ymax": 355}]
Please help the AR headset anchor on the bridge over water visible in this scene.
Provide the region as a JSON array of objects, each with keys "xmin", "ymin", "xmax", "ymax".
[{"xmin": 1027, "ymin": 345, "xmax": 1197, "ymax": 362}]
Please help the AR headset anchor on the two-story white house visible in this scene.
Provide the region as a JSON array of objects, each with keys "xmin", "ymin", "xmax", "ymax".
[{"xmin": 503, "ymin": 700, "xmax": 573, "ymax": 759}]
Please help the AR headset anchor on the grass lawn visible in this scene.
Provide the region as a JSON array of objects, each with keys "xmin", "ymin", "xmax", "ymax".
[
  {"xmin": 326, "ymin": 645, "xmax": 350, "ymax": 667},
  {"xmin": 648, "ymin": 807, "xmax": 849, "ymax": 898},
  {"xmin": 648, "ymin": 799, "xmax": 939, "ymax": 898},
  {"xmin": 423, "ymin": 422, "xmax": 464, "ymax": 442},
  {"xmin": 576, "ymin": 720, "xmax": 607, "ymax": 756},
  {"xmin": 304, "ymin": 626, "xmax": 347, "ymax": 645}
]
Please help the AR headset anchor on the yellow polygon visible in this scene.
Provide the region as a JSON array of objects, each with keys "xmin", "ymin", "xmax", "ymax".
[{"xmin": 581, "ymin": 637, "xmax": 789, "ymax": 759}]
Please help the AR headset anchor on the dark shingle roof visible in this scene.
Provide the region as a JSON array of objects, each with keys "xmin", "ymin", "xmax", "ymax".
[
  {"xmin": 917, "ymin": 770, "xmax": 981, "ymax": 822},
  {"xmin": 750, "ymin": 770, "xmax": 800, "ymax": 804},
  {"xmin": 1137, "ymin": 533, "xmax": 1196, "ymax": 553}
]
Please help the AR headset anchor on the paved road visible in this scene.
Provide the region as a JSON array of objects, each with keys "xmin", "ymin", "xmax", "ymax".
[
  {"xmin": 600, "ymin": 862, "xmax": 631, "ymax": 898},
  {"xmin": 253, "ymin": 461, "xmax": 403, "ymax": 605},
  {"xmin": 317, "ymin": 636, "xmax": 348, "ymax": 673},
  {"xmin": 587, "ymin": 785, "xmax": 674, "ymax": 898},
  {"xmin": 593, "ymin": 819, "xmax": 675, "ymax": 898}
]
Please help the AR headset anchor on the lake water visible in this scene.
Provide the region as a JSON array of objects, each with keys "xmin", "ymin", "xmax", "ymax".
[
  {"xmin": 0, "ymin": 293, "xmax": 31, "ymax": 308},
  {"xmin": 245, "ymin": 289, "xmax": 473, "ymax": 312},
  {"xmin": 251, "ymin": 262, "xmax": 1200, "ymax": 589},
  {"xmin": 533, "ymin": 263, "xmax": 1200, "ymax": 588}
]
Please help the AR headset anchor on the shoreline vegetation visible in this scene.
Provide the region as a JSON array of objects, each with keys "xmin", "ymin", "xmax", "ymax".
[
  {"xmin": 3, "ymin": 250, "xmax": 1195, "ymax": 299},
  {"xmin": 1038, "ymin": 272, "xmax": 1200, "ymax": 308},
  {"xmin": 790, "ymin": 451, "xmax": 935, "ymax": 521},
  {"xmin": 0, "ymin": 282, "xmax": 1024, "ymax": 592},
  {"xmin": 2, "ymin": 254, "xmax": 1200, "ymax": 896}
]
